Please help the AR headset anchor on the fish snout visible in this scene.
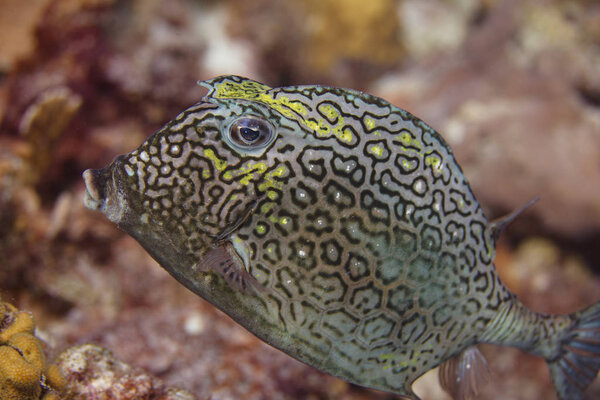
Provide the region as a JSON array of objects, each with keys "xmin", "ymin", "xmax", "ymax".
[
  {"xmin": 83, "ymin": 168, "xmax": 107, "ymax": 210},
  {"xmin": 82, "ymin": 164, "xmax": 128, "ymax": 224}
]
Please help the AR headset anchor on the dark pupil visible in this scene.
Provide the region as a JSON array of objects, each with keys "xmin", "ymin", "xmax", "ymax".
[{"xmin": 240, "ymin": 126, "xmax": 260, "ymax": 142}]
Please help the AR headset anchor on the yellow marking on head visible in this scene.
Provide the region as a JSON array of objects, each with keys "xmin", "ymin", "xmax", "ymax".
[
  {"xmin": 400, "ymin": 145, "xmax": 418, "ymax": 154},
  {"xmin": 368, "ymin": 144, "xmax": 384, "ymax": 157},
  {"xmin": 203, "ymin": 148, "xmax": 227, "ymax": 171},
  {"xmin": 320, "ymin": 104, "xmax": 338, "ymax": 120},
  {"xmin": 340, "ymin": 128, "xmax": 354, "ymax": 143},
  {"xmin": 239, "ymin": 173, "xmax": 255, "ymax": 186},
  {"xmin": 279, "ymin": 217, "xmax": 289, "ymax": 225},
  {"xmin": 258, "ymin": 182, "xmax": 278, "ymax": 192},
  {"xmin": 425, "ymin": 155, "xmax": 443, "ymax": 173},
  {"xmin": 364, "ymin": 117, "xmax": 376, "ymax": 130},
  {"xmin": 225, "ymin": 161, "xmax": 269, "ymax": 186},
  {"xmin": 267, "ymin": 190, "xmax": 278, "ymax": 200},
  {"xmin": 213, "ymin": 80, "xmax": 307, "ymax": 118},
  {"xmin": 255, "ymin": 224, "xmax": 266, "ymax": 234},
  {"xmin": 258, "ymin": 164, "xmax": 288, "ymax": 192},
  {"xmin": 260, "ymin": 202, "xmax": 275, "ymax": 214},
  {"xmin": 257, "ymin": 94, "xmax": 309, "ymax": 117},
  {"xmin": 271, "ymin": 165, "xmax": 287, "ymax": 177},
  {"xmin": 212, "ymin": 80, "xmax": 354, "ymax": 145},
  {"xmin": 394, "ymin": 130, "xmax": 422, "ymax": 150},
  {"xmin": 316, "ymin": 103, "xmax": 354, "ymax": 144},
  {"xmin": 215, "ymin": 80, "xmax": 271, "ymax": 99},
  {"xmin": 304, "ymin": 116, "xmax": 353, "ymax": 144}
]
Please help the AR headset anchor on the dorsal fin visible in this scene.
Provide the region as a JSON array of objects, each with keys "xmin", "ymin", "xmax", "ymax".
[
  {"xmin": 198, "ymin": 75, "xmax": 272, "ymax": 100},
  {"xmin": 488, "ymin": 196, "xmax": 539, "ymax": 242}
]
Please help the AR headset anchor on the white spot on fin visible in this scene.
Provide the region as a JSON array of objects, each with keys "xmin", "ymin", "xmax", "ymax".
[
  {"xmin": 438, "ymin": 346, "xmax": 491, "ymax": 400},
  {"xmin": 196, "ymin": 245, "xmax": 262, "ymax": 295}
]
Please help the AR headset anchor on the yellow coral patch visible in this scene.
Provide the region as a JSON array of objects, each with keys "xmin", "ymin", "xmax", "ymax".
[
  {"xmin": 8, "ymin": 332, "xmax": 46, "ymax": 371},
  {"xmin": 0, "ymin": 346, "xmax": 42, "ymax": 400},
  {"xmin": 0, "ymin": 310, "xmax": 35, "ymax": 342},
  {"xmin": 0, "ymin": 299, "xmax": 65, "ymax": 400},
  {"xmin": 44, "ymin": 365, "xmax": 66, "ymax": 393}
]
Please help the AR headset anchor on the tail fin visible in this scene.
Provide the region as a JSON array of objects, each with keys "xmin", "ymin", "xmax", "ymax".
[{"xmin": 548, "ymin": 302, "xmax": 600, "ymax": 400}]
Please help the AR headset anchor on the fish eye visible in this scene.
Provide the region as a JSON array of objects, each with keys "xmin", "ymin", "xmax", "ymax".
[{"xmin": 229, "ymin": 116, "xmax": 274, "ymax": 148}]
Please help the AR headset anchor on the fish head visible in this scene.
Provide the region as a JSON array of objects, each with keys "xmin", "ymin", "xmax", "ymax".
[{"xmin": 82, "ymin": 75, "xmax": 324, "ymax": 296}]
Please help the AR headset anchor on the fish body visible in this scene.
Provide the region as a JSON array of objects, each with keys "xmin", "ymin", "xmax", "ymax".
[{"xmin": 83, "ymin": 76, "xmax": 600, "ymax": 399}]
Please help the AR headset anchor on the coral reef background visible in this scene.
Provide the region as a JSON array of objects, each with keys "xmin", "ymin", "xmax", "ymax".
[{"xmin": 0, "ymin": 0, "xmax": 599, "ymax": 399}]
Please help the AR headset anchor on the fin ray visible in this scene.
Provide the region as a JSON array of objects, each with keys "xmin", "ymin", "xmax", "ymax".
[
  {"xmin": 488, "ymin": 197, "xmax": 539, "ymax": 242},
  {"xmin": 548, "ymin": 302, "xmax": 600, "ymax": 400},
  {"xmin": 439, "ymin": 346, "xmax": 491, "ymax": 400},
  {"xmin": 197, "ymin": 245, "xmax": 262, "ymax": 294}
]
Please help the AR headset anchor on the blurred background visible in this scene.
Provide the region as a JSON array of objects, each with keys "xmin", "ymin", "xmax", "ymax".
[{"xmin": 0, "ymin": 0, "xmax": 599, "ymax": 399}]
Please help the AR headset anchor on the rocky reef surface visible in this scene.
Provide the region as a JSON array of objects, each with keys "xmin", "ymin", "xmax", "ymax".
[{"xmin": 0, "ymin": 0, "xmax": 599, "ymax": 399}]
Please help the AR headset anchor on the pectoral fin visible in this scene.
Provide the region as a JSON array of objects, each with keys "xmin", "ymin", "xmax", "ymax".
[{"xmin": 196, "ymin": 244, "xmax": 262, "ymax": 294}]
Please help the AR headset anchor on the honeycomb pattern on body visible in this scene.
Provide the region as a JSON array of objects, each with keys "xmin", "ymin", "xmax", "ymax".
[{"xmin": 117, "ymin": 76, "xmax": 513, "ymax": 394}]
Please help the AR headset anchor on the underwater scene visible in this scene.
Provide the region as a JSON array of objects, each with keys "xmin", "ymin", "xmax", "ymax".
[{"xmin": 1, "ymin": 1, "xmax": 599, "ymax": 399}]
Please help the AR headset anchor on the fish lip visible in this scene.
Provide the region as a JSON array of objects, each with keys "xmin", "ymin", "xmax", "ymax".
[
  {"xmin": 82, "ymin": 168, "xmax": 106, "ymax": 210},
  {"xmin": 82, "ymin": 158, "xmax": 128, "ymax": 224}
]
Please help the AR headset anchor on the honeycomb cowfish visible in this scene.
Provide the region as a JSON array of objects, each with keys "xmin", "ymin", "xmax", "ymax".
[{"xmin": 83, "ymin": 75, "xmax": 600, "ymax": 400}]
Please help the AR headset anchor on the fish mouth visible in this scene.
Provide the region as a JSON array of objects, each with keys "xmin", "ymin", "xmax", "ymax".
[
  {"xmin": 82, "ymin": 168, "xmax": 107, "ymax": 210},
  {"xmin": 82, "ymin": 162, "xmax": 128, "ymax": 224}
]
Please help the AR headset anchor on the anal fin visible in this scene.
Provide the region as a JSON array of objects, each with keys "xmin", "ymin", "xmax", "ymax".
[{"xmin": 439, "ymin": 346, "xmax": 491, "ymax": 400}]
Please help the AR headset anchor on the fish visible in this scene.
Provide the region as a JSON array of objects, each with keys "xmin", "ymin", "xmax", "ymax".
[{"xmin": 82, "ymin": 75, "xmax": 600, "ymax": 400}]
